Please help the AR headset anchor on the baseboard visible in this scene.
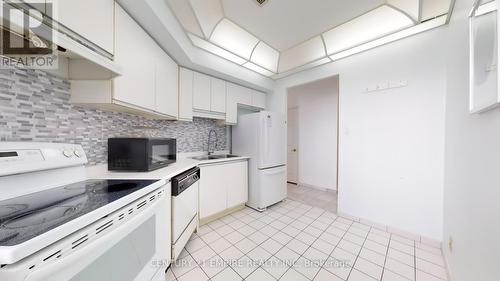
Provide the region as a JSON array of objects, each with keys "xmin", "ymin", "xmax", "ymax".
[
  {"xmin": 297, "ymin": 182, "xmax": 337, "ymax": 193},
  {"xmin": 337, "ymin": 211, "xmax": 442, "ymax": 248},
  {"xmin": 199, "ymin": 204, "xmax": 246, "ymax": 226}
]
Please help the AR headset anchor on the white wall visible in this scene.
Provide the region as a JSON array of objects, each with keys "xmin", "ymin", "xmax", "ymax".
[
  {"xmin": 269, "ymin": 27, "xmax": 447, "ymax": 240},
  {"xmin": 443, "ymin": 0, "xmax": 500, "ymax": 280},
  {"xmin": 287, "ymin": 77, "xmax": 339, "ymax": 190}
]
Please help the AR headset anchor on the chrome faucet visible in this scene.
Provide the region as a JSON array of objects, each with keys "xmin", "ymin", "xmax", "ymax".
[{"xmin": 207, "ymin": 129, "xmax": 218, "ymax": 155}]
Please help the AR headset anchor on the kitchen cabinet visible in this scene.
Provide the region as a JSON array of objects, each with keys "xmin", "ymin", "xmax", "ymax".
[
  {"xmin": 199, "ymin": 164, "xmax": 230, "ymax": 218},
  {"xmin": 193, "ymin": 72, "xmax": 212, "ymax": 111},
  {"xmin": 210, "ymin": 78, "xmax": 226, "ymax": 113},
  {"xmin": 191, "ymin": 72, "xmax": 227, "ymax": 119},
  {"xmin": 225, "ymin": 83, "xmax": 266, "ymax": 125},
  {"xmin": 252, "ymin": 91, "xmax": 267, "ymax": 110},
  {"xmin": 179, "ymin": 68, "xmax": 194, "ymax": 121},
  {"xmin": 199, "ymin": 160, "xmax": 248, "ymax": 221},
  {"xmin": 57, "ymin": 0, "xmax": 114, "ymax": 54},
  {"xmin": 113, "ymin": 4, "xmax": 156, "ymax": 111},
  {"xmin": 155, "ymin": 45, "xmax": 179, "ymax": 117},
  {"xmin": 226, "ymin": 161, "xmax": 249, "ymax": 208},
  {"xmin": 70, "ymin": 4, "xmax": 178, "ymax": 120}
]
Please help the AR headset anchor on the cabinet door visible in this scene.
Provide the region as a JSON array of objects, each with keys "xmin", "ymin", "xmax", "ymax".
[
  {"xmin": 252, "ymin": 91, "xmax": 266, "ymax": 109},
  {"xmin": 113, "ymin": 4, "xmax": 155, "ymax": 110},
  {"xmin": 193, "ymin": 72, "xmax": 211, "ymax": 111},
  {"xmin": 179, "ymin": 68, "xmax": 194, "ymax": 121},
  {"xmin": 237, "ymin": 86, "xmax": 253, "ymax": 107},
  {"xmin": 225, "ymin": 83, "xmax": 240, "ymax": 124},
  {"xmin": 155, "ymin": 45, "xmax": 179, "ymax": 118},
  {"xmin": 226, "ymin": 161, "xmax": 249, "ymax": 208},
  {"xmin": 210, "ymin": 78, "xmax": 226, "ymax": 113},
  {"xmin": 199, "ymin": 165, "xmax": 227, "ymax": 219},
  {"xmin": 57, "ymin": 0, "xmax": 114, "ymax": 54}
]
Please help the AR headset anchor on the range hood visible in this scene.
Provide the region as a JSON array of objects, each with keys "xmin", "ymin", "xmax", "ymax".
[{"xmin": 0, "ymin": 1, "xmax": 121, "ymax": 79}]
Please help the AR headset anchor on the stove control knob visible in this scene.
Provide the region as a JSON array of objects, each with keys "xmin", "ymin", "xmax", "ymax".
[
  {"xmin": 63, "ymin": 150, "xmax": 73, "ymax": 158},
  {"xmin": 74, "ymin": 150, "xmax": 81, "ymax": 158}
]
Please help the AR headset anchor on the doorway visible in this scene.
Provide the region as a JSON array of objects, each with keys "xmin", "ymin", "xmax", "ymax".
[
  {"xmin": 287, "ymin": 107, "xmax": 299, "ymax": 184},
  {"xmin": 286, "ymin": 76, "xmax": 339, "ymax": 213}
]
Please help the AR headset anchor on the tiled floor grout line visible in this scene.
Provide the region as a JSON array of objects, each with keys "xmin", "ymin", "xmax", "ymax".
[
  {"xmin": 344, "ymin": 224, "xmax": 373, "ymax": 281},
  {"xmin": 172, "ymin": 199, "xmax": 448, "ymax": 281},
  {"xmin": 379, "ymin": 232, "xmax": 392, "ymax": 281},
  {"xmin": 275, "ymin": 212, "xmax": 341, "ymax": 280},
  {"xmin": 320, "ymin": 220, "xmax": 357, "ymax": 280},
  {"xmin": 414, "ymin": 242, "xmax": 417, "ymax": 281},
  {"xmin": 201, "ymin": 203, "xmax": 319, "ymax": 280},
  {"xmin": 259, "ymin": 205, "xmax": 337, "ymax": 280}
]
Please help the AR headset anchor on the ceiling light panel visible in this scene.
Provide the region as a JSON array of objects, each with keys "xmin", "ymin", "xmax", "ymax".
[
  {"xmin": 250, "ymin": 41, "xmax": 279, "ymax": 72},
  {"xmin": 386, "ymin": 0, "xmax": 419, "ymax": 21},
  {"xmin": 210, "ymin": 19, "xmax": 260, "ymax": 60},
  {"xmin": 243, "ymin": 62, "xmax": 275, "ymax": 76},
  {"xmin": 167, "ymin": 0, "xmax": 204, "ymax": 37},
  {"xmin": 188, "ymin": 33, "xmax": 247, "ymax": 65},
  {"xmin": 273, "ymin": 57, "xmax": 332, "ymax": 79},
  {"xmin": 420, "ymin": 0, "xmax": 452, "ymax": 21},
  {"xmin": 323, "ymin": 5, "xmax": 414, "ymax": 55},
  {"xmin": 329, "ymin": 15, "xmax": 446, "ymax": 62},
  {"xmin": 189, "ymin": 0, "xmax": 224, "ymax": 38},
  {"xmin": 278, "ymin": 36, "xmax": 327, "ymax": 73}
]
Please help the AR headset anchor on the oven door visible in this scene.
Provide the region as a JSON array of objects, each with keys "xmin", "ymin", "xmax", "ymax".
[
  {"xmin": 23, "ymin": 186, "xmax": 171, "ymax": 281},
  {"xmin": 149, "ymin": 139, "xmax": 176, "ymax": 170}
]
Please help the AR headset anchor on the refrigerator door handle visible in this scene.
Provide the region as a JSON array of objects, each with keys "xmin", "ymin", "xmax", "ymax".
[
  {"xmin": 262, "ymin": 116, "xmax": 269, "ymax": 165},
  {"xmin": 260, "ymin": 165, "xmax": 286, "ymax": 174}
]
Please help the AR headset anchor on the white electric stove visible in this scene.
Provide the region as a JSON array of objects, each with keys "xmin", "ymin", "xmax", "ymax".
[{"xmin": 0, "ymin": 142, "xmax": 171, "ymax": 281}]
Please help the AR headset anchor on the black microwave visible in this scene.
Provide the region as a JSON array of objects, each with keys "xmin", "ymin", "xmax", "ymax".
[{"xmin": 108, "ymin": 138, "xmax": 176, "ymax": 172}]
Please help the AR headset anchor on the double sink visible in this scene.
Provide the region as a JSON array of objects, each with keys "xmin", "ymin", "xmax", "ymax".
[{"xmin": 190, "ymin": 154, "xmax": 240, "ymax": 161}]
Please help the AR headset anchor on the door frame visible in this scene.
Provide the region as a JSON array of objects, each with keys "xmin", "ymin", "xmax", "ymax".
[
  {"xmin": 286, "ymin": 106, "xmax": 299, "ymax": 185},
  {"xmin": 285, "ymin": 74, "xmax": 341, "ymax": 194}
]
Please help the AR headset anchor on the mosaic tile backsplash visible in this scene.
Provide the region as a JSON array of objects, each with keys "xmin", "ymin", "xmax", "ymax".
[{"xmin": 0, "ymin": 67, "xmax": 228, "ymax": 165}]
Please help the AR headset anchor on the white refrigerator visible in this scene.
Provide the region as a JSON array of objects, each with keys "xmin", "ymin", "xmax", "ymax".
[{"xmin": 232, "ymin": 111, "xmax": 287, "ymax": 211}]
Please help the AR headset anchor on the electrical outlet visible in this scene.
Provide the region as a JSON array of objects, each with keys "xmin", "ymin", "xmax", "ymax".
[{"xmin": 448, "ymin": 236, "xmax": 453, "ymax": 253}]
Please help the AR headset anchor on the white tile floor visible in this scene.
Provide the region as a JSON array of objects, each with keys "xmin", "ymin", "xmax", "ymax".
[
  {"xmin": 166, "ymin": 199, "xmax": 448, "ymax": 281},
  {"xmin": 287, "ymin": 184, "xmax": 338, "ymax": 213}
]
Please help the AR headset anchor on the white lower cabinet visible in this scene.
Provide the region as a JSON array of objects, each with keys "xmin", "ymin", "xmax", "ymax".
[
  {"xmin": 199, "ymin": 160, "xmax": 248, "ymax": 220},
  {"xmin": 199, "ymin": 164, "xmax": 227, "ymax": 218},
  {"xmin": 226, "ymin": 161, "xmax": 249, "ymax": 208}
]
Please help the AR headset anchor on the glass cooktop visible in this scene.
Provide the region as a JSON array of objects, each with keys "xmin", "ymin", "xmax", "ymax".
[{"xmin": 0, "ymin": 179, "xmax": 158, "ymax": 247}]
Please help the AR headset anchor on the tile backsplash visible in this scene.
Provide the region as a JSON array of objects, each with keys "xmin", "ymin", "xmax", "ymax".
[{"xmin": 0, "ymin": 67, "xmax": 228, "ymax": 165}]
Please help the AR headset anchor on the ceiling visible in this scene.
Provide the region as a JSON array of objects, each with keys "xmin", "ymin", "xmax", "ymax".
[
  {"xmin": 221, "ymin": 0, "xmax": 385, "ymax": 51},
  {"xmin": 166, "ymin": 0, "xmax": 454, "ymax": 79}
]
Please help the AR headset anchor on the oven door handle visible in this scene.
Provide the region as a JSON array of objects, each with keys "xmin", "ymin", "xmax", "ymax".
[{"xmin": 24, "ymin": 198, "xmax": 167, "ymax": 281}]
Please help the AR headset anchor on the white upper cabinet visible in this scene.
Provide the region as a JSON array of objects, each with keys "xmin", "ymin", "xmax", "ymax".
[
  {"xmin": 179, "ymin": 69, "xmax": 264, "ymax": 124},
  {"xmin": 155, "ymin": 45, "xmax": 179, "ymax": 118},
  {"xmin": 70, "ymin": 3, "xmax": 178, "ymax": 120},
  {"xmin": 179, "ymin": 68, "xmax": 194, "ymax": 121},
  {"xmin": 191, "ymin": 72, "xmax": 226, "ymax": 119},
  {"xmin": 225, "ymin": 84, "xmax": 239, "ymax": 125},
  {"xmin": 252, "ymin": 91, "xmax": 266, "ymax": 110},
  {"xmin": 114, "ymin": 4, "xmax": 156, "ymax": 110},
  {"xmin": 193, "ymin": 72, "xmax": 212, "ymax": 111},
  {"xmin": 210, "ymin": 78, "xmax": 226, "ymax": 113},
  {"xmin": 56, "ymin": 0, "xmax": 114, "ymax": 54},
  {"xmin": 225, "ymin": 83, "xmax": 266, "ymax": 125}
]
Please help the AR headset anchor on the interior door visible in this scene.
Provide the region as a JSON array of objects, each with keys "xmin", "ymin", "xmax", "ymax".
[{"xmin": 287, "ymin": 107, "xmax": 299, "ymax": 184}]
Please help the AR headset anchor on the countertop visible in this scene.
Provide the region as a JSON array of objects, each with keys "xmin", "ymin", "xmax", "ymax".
[{"xmin": 86, "ymin": 156, "xmax": 250, "ymax": 181}]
